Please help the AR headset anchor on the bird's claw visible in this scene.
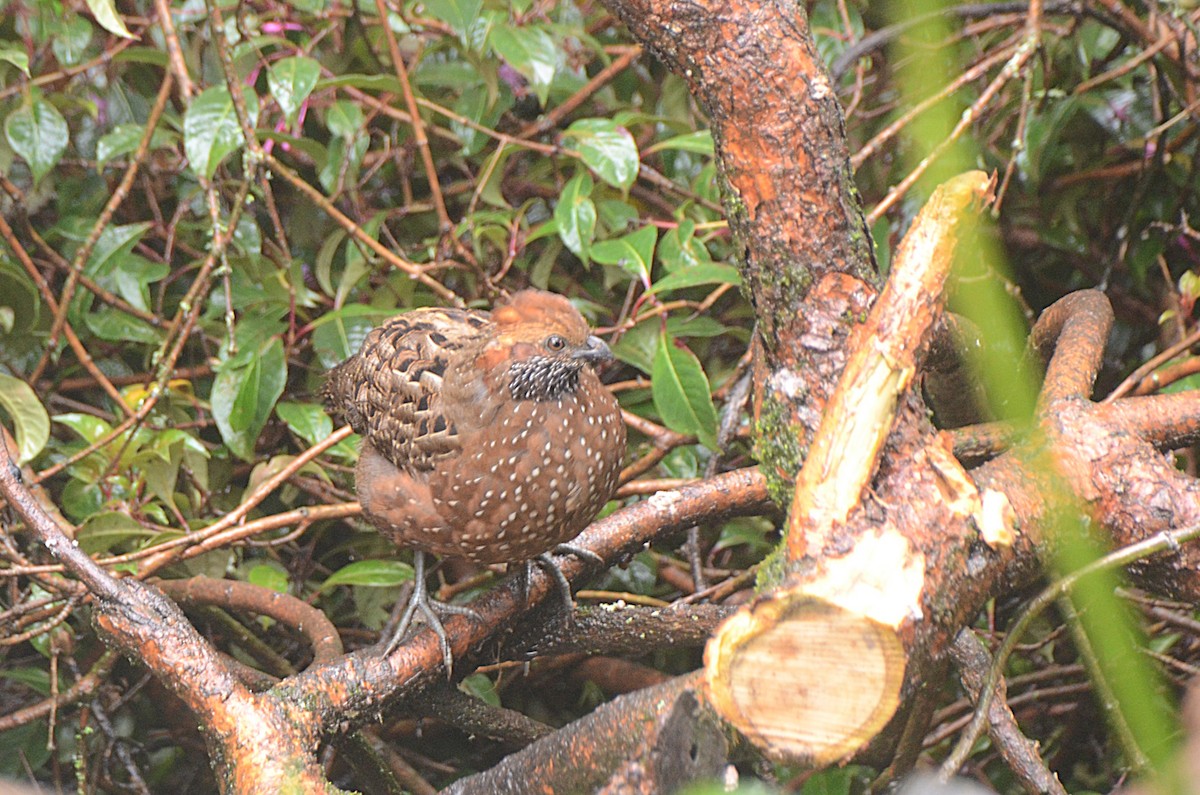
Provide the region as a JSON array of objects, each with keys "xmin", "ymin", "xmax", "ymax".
[{"xmin": 381, "ymin": 551, "xmax": 480, "ymax": 675}]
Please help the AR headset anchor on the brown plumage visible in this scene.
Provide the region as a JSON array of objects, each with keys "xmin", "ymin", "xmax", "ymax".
[{"xmin": 323, "ymin": 289, "xmax": 625, "ymax": 663}]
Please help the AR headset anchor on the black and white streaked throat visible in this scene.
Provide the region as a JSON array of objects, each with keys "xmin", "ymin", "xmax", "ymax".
[
  {"xmin": 506, "ymin": 356, "xmax": 584, "ymax": 401},
  {"xmin": 505, "ymin": 334, "xmax": 611, "ymax": 402}
]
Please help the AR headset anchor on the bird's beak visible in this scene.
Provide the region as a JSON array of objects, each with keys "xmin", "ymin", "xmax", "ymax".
[{"xmin": 573, "ymin": 335, "xmax": 613, "ymax": 364}]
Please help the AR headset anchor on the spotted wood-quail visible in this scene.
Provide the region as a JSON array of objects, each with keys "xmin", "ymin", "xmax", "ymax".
[{"xmin": 323, "ymin": 289, "xmax": 625, "ymax": 668}]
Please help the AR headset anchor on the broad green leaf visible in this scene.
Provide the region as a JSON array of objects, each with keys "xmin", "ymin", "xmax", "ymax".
[
  {"xmin": 310, "ymin": 303, "xmax": 396, "ymax": 368},
  {"xmin": 212, "ymin": 336, "xmax": 287, "ymax": 461},
  {"xmin": 0, "ymin": 44, "xmax": 30, "ymax": 77},
  {"xmin": 321, "ymin": 560, "xmax": 414, "ymax": 590},
  {"xmin": 459, "ymin": 673, "xmax": 501, "ymax": 706},
  {"xmin": 0, "ymin": 258, "xmax": 40, "ymax": 338},
  {"xmin": 451, "ymin": 83, "xmax": 501, "ymax": 157},
  {"xmin": 96, "ymin": 123, "xmax": 176, "ymax": 167},
  {"xmin": 564, "ymin": 118, "xmax": 639, "ymax": 191},
  {"xmin": 316, "ymin": 74, "xmax": 399, "ymax": 93},
  {"xmin": 319, "ymin": 132, "xmax": 367, "ymax": 194},
  {"xmin": 657, "ymin": 219, "xmax": 711, "ymax": 273},
  {"xmin": 83, "ymin": 222, "xmax": 152, "ymax": 277},
  {"xmin": 668, "ymin": 314, "xmax": 734, "ymax": 339},
  {"xmin": 598, "ymin": 199, "xmax": 638, "ymax": 233},
  {"xmin": 61, "ymin": 478, "xmax": 104, "ymax": 519},
  {"xmin": 84, "ymin": 0, "xmax": 135, "ymax": 38},
  {"xmin": 77, "ymin": 512, "xmax": 155, "ymax": 554},
  {"xmin": 111, "ymin": 256, "xmax": 169, "ymax": 312},
  {"xmin": 651, "ymin": 334, "xmax": 718, "ymax": 449},
  {"xmin": 314, "ymin": 229, "xmax": 347, "ymax": 298},
  {"xmin": 268, "ymin": 56, "xmax": 321, "ymax": 126},
  {"xmin": 423, "ymin": 0, "xmax": 483, "ymax": 44},
  {"xmin": 554, "ymin": 171, "xmax": 596, "ymax": 263},
  {"xmin": 0, "ymin": 374, "xmax": 50, "ymax": 465},
  {"xmin": 0, "ymin": 667, "xmax": 53, "ymax": 695},
  {"xmin": 591, "ymin": 225, "xmax": 656, "ymax": 285},
  {"xmin": 611, "ymin": 320, "xmax": 658, "ymax": 374},
  {"xmin": 54, "ymin": 413, "xmax": 114, "ymax": 446},
  {"xmin": 489, "ymin": 25, "xmax": 556, "ymax": 105},
  {"xmin": 0, "ymin": 718, "xmax": 52, "ymax": 774},
  {"xmin": 644, "ymin": 130, "xmax": 714, "ymax": 156},
  {"xmin": 325, "ymin": 99, "xmax": 363, "ymax": 138},
  {"xmin": 647, "ymin": 263, "xmax": 741, "ymax": 295},
  {"xmin": 183, "ymin": 85, "xmax": 260, "ymax": 180},
  {"xmin": 83, "ymin": 308, "xmax": 162, "ymax": 344},
  {"xmin": 276, "ymin": 401, "xmax": 334, "ymax": 446},
  {"xmin": 246, "ymin": 563, "xmax": 289, "ymax": 594},
  {"xmin": 5, "ymin": 91, "xmax": 69, "ymax": 185},
  {"xmin": 337, "ymin": 214, "xmax": 384, "ymax": 307},
  {"xmin": 51, "ymin": 17, "xmax": 93, "ymax": 67},
  {"xmin": 229, "ymin": 338, "xmax": 286, "ymax": 432}
]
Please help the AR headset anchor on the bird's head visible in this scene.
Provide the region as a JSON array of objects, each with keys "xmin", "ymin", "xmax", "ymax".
[{"xmin": 479, "ymin": 290, "xmax": 613, "ymax": 401}]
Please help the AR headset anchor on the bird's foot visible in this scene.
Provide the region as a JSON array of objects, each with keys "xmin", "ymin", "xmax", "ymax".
[
  {"xmin": 381, "ymin": 552, "xmax": 480, "ymax": 674},
  {"xmin": 522, "ymin": 544, "xmax": 606, "ymax": 622}
]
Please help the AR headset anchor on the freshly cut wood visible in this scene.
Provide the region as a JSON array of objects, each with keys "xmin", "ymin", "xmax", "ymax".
[
  {"xmin": 705, "ymin": 594, "xmax": 905, "ymax": 764},
  {"xmin": 705, "ymin": 172, "xmax": 996, "ymax": 764}
]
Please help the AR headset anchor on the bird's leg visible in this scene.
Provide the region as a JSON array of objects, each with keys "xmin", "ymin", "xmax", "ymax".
[
  {"xmin": 382, "ymin": 551, "xmax": 479, "ymax": 673},
  {"xmin": 552, "ymin": 542, "xmax": 604, "ymax": 568},
  {"xmin": 522, "ymin": 544, "xmax": 606, "ymax": 621}
]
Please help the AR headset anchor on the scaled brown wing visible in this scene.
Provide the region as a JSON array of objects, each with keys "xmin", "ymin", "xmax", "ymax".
[{"xmin": 322, "ymin": 307, "xmax": 490, "ymax": 472}]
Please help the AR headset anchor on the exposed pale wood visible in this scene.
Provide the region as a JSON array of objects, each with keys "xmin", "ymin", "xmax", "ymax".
[{"xmin": 705, "ymin": 172, "xmax": 995, "ymax": 764}]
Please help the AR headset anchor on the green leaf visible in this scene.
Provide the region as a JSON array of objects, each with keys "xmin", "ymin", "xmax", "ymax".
[
  {"xmin": 54, "ymin": 412, "xmax": 113, "ymax": 446},
  {"xmin": 423, "ymin": 0, "xmax": 483, "ymax": 44},
  {"xmin": 647, "ymin": 263, "xmax": 741, "ymax": 295},
  {"xmin": 644, "ymin": 130, "xmax": 714, "ymax": 156},
  {"xmin": 212, "ymin": 336, "xmax": 287, "ymax": 461},
  {"xmin": 591, "ymin": 225, "xmax": 656, "ymax": 285},
  {"xmin": 0, "ymin": 666, "xmax": 53, "ymax": 695},
  {"xmin": 321, "ymin": 560, "xmax": 414, "ymax": 591},
  {"xmin": 0, "ymin": 374, "xmax": 50, "ymax": 465},
  {"xmin": 0, "ymin": 44, "xmax": 30, "ymax": 77},
  {"xmin": 5, "ymin": 91, "xmax": 69, "ymax": 185},
  {"xmin": 84, "ymin": 0, "xmax": 135, "ymax": 38},
  {"xmin": 657, "ymin": 219, "xmax": 710, "ymax": 273},
  {"xmin": 111, "ymin": 255, "xmax": 168, "ymax": 312},
  {"xmin": 651, "ymin": 334, "xmax": 718, "ymax": 449},
  {"xmin": 284, "ymin": 0, "xmax": 327, "ymax": 12},
  {"xmin": 310, "ymin": 304, "xmax": 396, "ymax": 369},
  {"xmin": 564, "ymin": 118, "xmax": 639, "ymax": 191},
  {"xmin": 183, "ymin": 85, "xmax": 260, "ymax": 180},
  {"xmin": 0, "ymin": 259, "xmax": 39, "ymax": 338},
  {"xmin": 246, "ymin": 563, "xmax": 289, "ymax": 594},
  {"xmin": 459, "ymin": 673, "xmax": 501, "ymax": 707},
  {"xmin": 325, "ymin": 99, "xmax": 364, "ymax": 138},
  {"xmin": 96, "ymin": 123, "xmax": 176, "ymax": 167},
  {"xmin": 0, "ymin": 719, "xmax": 52, "ymax": 774},
  {"xmin": 83, "ymin": 222, "xmax": 152, "ymax": 277},
  {"xmin": 268, "ymin": 56, "xmax": 321, "ymax": 126},
  {"xmin": 77, "ymin": 512, "xmax": 155, "ymax": 554},
  {"xmin": 318, "ymin": 132, "xmax": 367, "ymax": 194},
  {"xmin": 276, "ymin": 401, "xmax": 334, "ymax": 446},
  {"xmin": 82, "ymin": 308, "xmax": 162, "ymax": 345},
  {"xmin": 337, "ymin": 214, "xmax": 383, "ymax": 307},
  {"xmin": 554, "ymin": 171, "xmax": 596, "ymax": 264},
  {"xmin": 611, "ymin": 320, "xmax": 658, "ymax": 374},
  {"xmin": 51, "ymin": 17, "xmax": 93, "ymax": 67},
  {"xmin": 451, "ymin": 83, "xmax": 501, "ymax": 156},
  {"xmin": 489, "ymin": 24, "xmax": 556, "ymax": 105}
]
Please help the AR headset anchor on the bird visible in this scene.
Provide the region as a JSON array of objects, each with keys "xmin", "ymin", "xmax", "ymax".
[{"xmin": 322, "ymin": 289, "xmax": 626, "ymax": 669}]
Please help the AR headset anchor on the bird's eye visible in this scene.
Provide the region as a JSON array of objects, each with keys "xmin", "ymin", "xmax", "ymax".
[{"xmin": 545, "ymin": 335, "xmax": 567, "ymax": 352}]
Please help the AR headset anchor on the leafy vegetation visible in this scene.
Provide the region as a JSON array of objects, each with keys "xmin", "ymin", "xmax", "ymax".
[{"xmin": 1, "ymin": 0, "xmax": 1200, "ymax": 791}]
